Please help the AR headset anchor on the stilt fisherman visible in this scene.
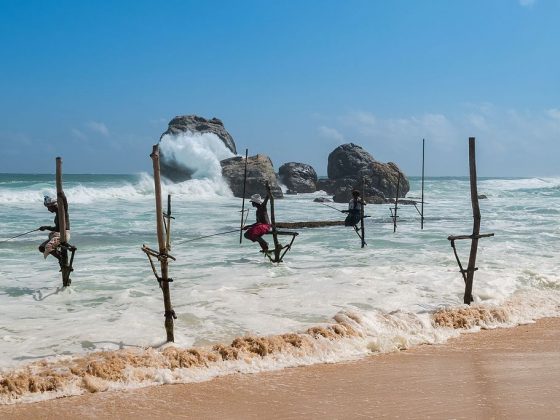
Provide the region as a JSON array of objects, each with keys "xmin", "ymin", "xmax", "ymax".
[
  {"xmin": 342, "ymin": 189, "xmax": 365, "ymax": 227},
  {"xmin": 243, "ymin": 193, "xmax": 271, "ymax": 252},
  {"xmin": 38, "ymin": 194, "xmax": 70, "ymax": 264}
]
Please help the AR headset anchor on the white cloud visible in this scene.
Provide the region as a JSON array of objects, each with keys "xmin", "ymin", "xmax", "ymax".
[
  {"xmin": 519, "ymin": 0, "xmax": 536, "ymax": 7},
  {"xmin": 318, "ymin": 105, "xmax": 560, "ymax": 175},
  {"xmin": 341, "ymin": 110, "xmax": 456, "ymax": 147},
  {"xmin": 87, "ymin": 121, "xmax": 109, "ymax": 136},
  {"xmin": 71, "ymin": 128, "xmax": 87, "ymax": 140},
  {"xmin": 546, "ymin": 108, "xmax": 560, "ymax": 120},
  {"xmin": 318, "ymin": 125, "xmax": 345, "ymax": 143}
]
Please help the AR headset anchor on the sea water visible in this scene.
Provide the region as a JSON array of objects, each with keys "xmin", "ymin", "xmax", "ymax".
[{"xmin": 1, "ymin": 142, "xmax": 559, "ymax": 402}]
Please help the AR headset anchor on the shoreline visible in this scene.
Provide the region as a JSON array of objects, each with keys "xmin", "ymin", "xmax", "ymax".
[{"xmin": 2, "ymin": 316, "xmax": 559, "ymax": 419}]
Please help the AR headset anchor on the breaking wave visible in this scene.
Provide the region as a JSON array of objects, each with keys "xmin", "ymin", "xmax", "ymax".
[
  {"xmin": 0, "ymin": 131, "xmax": 241, "ymax": 206},
  {"xmin": 159, "ymin": 132, "xmax": 235, "ymax": 180},
  {"xmin": 2, "ymin": 290, "xmax": 559, "ymax": 405}
]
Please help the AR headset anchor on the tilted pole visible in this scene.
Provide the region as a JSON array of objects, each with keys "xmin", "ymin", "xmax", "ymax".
[
  {"xmin": 150, "ymin": 144, "xmax": 175, "ymax": 342},
  {"xmin": 464, "ymin": 137, "xmax": 481, "ymax": 304},
  {"xmin": 55, "ymin": 157, "xmax": 71, "ymax": 287},
  {"xmin": 421, "ymin": 138, "xmax": 425, "ymax": 230},
  {"xmin": 55, "ymin": 158, "xmax": 67, "ymax": 244},
  {"xmin": 393, "ymin": 173, "xmax": 400, "ymax": 233},
  {"xmin": 265, "ymin": 181, "xmax": 281, "ymax": 262},
  {"xmin": 165, "ymin": 194, "xmax": 172, "ymax": 251},
  {"xmin": 360, "ymin": 177, "xmax": 366, "ymax": 248},
  {"xmin": 447, "ymin": 137, "xmax": 494, "ymax": 304},
  {"xmin": 239, "ymin": 148, "xmax": 248, "ymax": 244}
]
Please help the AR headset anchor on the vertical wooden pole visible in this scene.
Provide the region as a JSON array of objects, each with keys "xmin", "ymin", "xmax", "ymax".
[
  {"xmin": 360, "ymin": 177, "xmax": 366, "ymax": 248},
  {"xmin": 265, "ymin": 181, "xmax": 281, "ymax": 262},
  {"xmin": 150, "ymin": 144, "xmax": 174, "ymax": 342},
  {"xmin": 165, "ymin": 194, "xmax": 172, "ymax": 251},
  {"xmin": 56, "ymin": 157, "xmax": 71, "ymax": 287},
  {"xmin": 55, "ymin": 158, "xmax": 67, "ymax": 244},
  {"xmin": 421, "ymin": 138, "xmax": 425, "ymax": 230},
  {"xmin": 464, "ymin": 137, "xmax": 480, "ymax": 304},
  {"xmin": 239, "ymin": 148, "xmax": 248, "ymax": 244},
  {"xmin": 393, "ymin": 173, "xmax": 400, "ymax": 233}
]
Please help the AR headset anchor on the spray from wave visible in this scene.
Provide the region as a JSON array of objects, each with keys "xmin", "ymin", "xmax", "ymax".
[
  {"xmin": 159, "ymin": 132, "xmax": 235, "ymax": 180},
  {"xmin": 0, "ymin": 133, "xmax": 238, "ymax": 206}
]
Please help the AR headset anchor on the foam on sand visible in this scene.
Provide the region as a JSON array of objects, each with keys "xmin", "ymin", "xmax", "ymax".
[{"xmin": 2, "ymin": 293, "xmax": 558, "ymax": 405}]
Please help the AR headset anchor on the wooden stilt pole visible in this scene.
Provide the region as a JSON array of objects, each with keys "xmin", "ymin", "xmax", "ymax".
[
  {"xmin": 393, "ymin": 173, "xmax": 401, "ymax": 233},
  {"xmin": 464, "ymin": 137, "xmax": 481, "ymax": 305},
  {"xmin": 447, "ymin": 137, "xmax": 494, "ymax": 305},
  {"xmin": 421, "ymin": 138, "xmax": 425, "ymax": 230},
  {"xmin": 164, "ymin": 194, "xmax": 173, "ymax": 251},
  {"xmin": 150, "ymin": 144, "xmax": 175, "ymax": 342},
  {"xmin": 239, "ymin": 148, "xmax": 248, "ymax": 244},
  {"xmin": 265, "ymin": 181, "xmax": 282, "ymax": 262},
  {"xmin": 56, "ymin": 157, "xmax": 72, "ymax": 287},
  {"xmin": 360, "ymin": 177, "xmax": 366, "ymax": 248}
]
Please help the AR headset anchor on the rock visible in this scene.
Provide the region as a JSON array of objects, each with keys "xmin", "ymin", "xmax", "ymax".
[
  {"xmin": 327, "ymin": 143, "xmax": 376, "ymax": 179},
  {"xmin": 316, "ymin": 178, "xmax": 337, "ymax": 195},
  {"xmin": 286, "ymin": 189, "xmax": 298, "ymax": 195},
  {"xmin": 221, "ymin": 154, "xmax": 283, "ymax": 199},
  {"xmin": 478, "ymin": 194, "xmax": 487, "ymax": 199},
  {"xmin": 331, "ymin": 177, "xmax": 387, "ymax": 204},
  {"xmin": 326, "ymin": 143, "xmax": 410, "ymax": 202},
  {"xmin": 313, "ymin": 197, "xmax": 332, "ymax": 203},
  {"xmin": 159, "ymin": 115, "xmax": 237, "ymax": 182},
  {"xmin": 278, "ymin": 162, "xmax": 318, "ymax": 193},
  {"xmin": 161, "ymin": 115, "xmax": 237, "ymax": 154}
]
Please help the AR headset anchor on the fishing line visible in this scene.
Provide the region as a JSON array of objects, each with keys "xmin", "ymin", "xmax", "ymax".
[
  {"xmin": 176, "ymin": 229, "xmax": 240, "ymax": 244},
  {"xmin": 318, "ymin": 202, "xmax": 346, "ymax": 213},
  {"xmin": 0, "ymin": 228, "xmax": 41, "ymax": 244}
]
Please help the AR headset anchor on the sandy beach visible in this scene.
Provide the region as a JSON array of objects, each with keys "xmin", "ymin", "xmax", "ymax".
[{"xmin": 1, "ymin": 316, "xmax": 558, "ymax": 419}]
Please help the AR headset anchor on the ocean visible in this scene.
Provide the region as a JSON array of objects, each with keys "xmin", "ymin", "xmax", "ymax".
[{"xmin": 1, "ymin": 157, "xmax": 559, "ymax": 403}]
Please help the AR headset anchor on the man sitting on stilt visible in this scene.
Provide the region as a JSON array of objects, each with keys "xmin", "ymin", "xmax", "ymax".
[
  {"xmin": 38, "ymin": 194, "xmax": 70, "ymax": 266},
  {"xmin": 243, "ymin": 193, "xmax": 271, "ymax": 252}
]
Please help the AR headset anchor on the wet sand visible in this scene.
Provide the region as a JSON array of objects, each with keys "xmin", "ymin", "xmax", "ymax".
[{"xmin": 2, "ymin": 317, "xmax": 559, "ymax": 419}]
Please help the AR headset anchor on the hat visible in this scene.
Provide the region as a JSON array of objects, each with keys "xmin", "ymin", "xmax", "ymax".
[
  {"xmin": 351, "ymin": 189, "xmax": 360, "ymax": 196},
  {"xmin": 44, "ymin": 195, "xmax": 57, "ymax": 207},
  {"xmin": 250, "ymin": 194, "xmax": 263, "ymax": 204}
]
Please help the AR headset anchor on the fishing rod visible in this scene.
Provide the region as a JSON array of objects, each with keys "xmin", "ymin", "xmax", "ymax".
[
  {"xmin": 0, "ymin": 228, "xmax": 41, "ymax": 244},
  {"xmin": 177, "ymin": 229, "xmax": 240, "ymax": 244},
  {"xmin": 318, "ymin": 202, "xmax": 346, "ymax": 213}
]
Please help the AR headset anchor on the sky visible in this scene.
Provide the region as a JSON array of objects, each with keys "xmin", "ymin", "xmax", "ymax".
[{"xmin": 0, "ymin": 0, "xmax": 558, "ymax": 176}]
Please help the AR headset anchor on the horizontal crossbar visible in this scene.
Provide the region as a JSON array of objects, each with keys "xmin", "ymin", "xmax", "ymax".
[{"xmin": 265, "ymin": 231, "xmax": 299, "ymax": 236}]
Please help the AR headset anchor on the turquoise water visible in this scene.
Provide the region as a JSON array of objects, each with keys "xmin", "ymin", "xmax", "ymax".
[{"xmin": 0, "ymin": 171, "xmax": 559, "ymax": 403}]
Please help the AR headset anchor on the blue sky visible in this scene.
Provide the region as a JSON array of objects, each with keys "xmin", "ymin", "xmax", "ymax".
[{"xmin": 0, "ymin": 0, "xmax": 558, "ymax": 176}]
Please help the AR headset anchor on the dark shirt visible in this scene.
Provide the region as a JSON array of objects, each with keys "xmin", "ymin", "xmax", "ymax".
[{"xmin": 255, "ymin": 196, "xmax": 270, "ymax": 224}]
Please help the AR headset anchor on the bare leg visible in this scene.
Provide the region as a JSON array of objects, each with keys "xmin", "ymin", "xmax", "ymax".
[{"xmin": 256, "ymin": 237, "xmax": 269, "ymax": 252}]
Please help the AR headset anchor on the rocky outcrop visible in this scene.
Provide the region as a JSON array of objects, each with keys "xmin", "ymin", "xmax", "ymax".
[
  {"xmin": 313, "ymin": 197, "xmax": 332, "ymax": 203},
  {"xmin": 161, "ymin": 115, "xmax": 237, "ymax": 154},
  {"xmin": 221, "ymin": 154, "xmax": 283, "ymax": 199},
  {"xmin": 278, "ymin": 162, "xmax": 317, "ymax": 193},
  {"xmin": 159, "ymin": 115, "xmax": 237, "ymax": 182},
  {"xmin": 327, "ymin": 143, "xmax": 376, "ymax": 179},
  {"xmin": 326, "ymin": 143, "xmax": 409, "ymax": 203}
]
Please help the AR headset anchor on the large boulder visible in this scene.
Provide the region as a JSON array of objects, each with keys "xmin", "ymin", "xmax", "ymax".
[
  {"xmin": 161, "ymin": 115, "xmax": 237, "ymax": 153},
  {"xmin": 278, "ymin": 162, "xmax": 317, "ymax": 193},
  {"xmin": 159, "ymin": 115, "xmax": 237, "ymax": 182},
  {"xmin": 326, "ymin": 143, "xmax": 409, "ymax": 203},
  {"xmin": 327, "ymin": 143, "xmax": 376, "ymax": 179},
  {"xmin": 221, "ymin": 154, "xmax": 283, "ymax": 199},
  {"xmin": 367, "ymin": 161, "xmax": 409, "ymax": 199}
]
